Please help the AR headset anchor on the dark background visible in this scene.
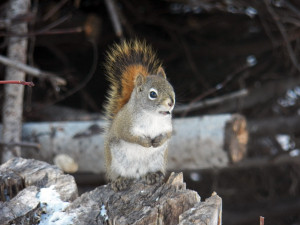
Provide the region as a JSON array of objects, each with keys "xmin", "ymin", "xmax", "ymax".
[{"xmin": 1, "ymin": 0, "xmax": 300, "ymax": 224}]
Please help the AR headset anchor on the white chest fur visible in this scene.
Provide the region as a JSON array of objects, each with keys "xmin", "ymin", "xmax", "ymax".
[
  {"xmin": 110, "ymin": 141, "xmax": 167, "ymax": 179},
  {"xmin": 110, "ymin": 111, "xmax": 172, "ymax": 179},
  {"xmin": 131, "ymin": 111, "xmax": 172, "ymax": 139}
]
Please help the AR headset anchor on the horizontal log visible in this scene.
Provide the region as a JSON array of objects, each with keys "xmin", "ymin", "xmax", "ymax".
[
  {"xmin": 9, "ymin": 114, "xmax": 248, "ymax": 173},
  {"xmin": 14, "ymin": 115, "xmax": 248, "ymax": 172}
]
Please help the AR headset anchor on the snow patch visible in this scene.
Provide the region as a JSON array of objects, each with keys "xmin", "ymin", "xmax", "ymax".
[
  {"xmin": 276, "ymin": 134, "xmax": 291, "ymax": 151},
  {"xmin": 245, "ymin": 7, "xmax": 257, "ymax": 18},
  {"xmin": 37, "ymin": 185, "xmax": 75, "ymax": 225},
  {"xmin": 290, "ymin": 149, "xmax": 300, "ymax": 157},
  {"xmin": 247, "ymin": 55, "xmax": 257, "ymax": 66},
  {"xmin": 100, "ymin": 205, "xmax": 108, "ymax": 221}
]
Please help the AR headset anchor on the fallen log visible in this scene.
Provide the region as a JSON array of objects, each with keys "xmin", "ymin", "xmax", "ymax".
[
  {"xmin": 0, "ymin": 157, "xmax": 222, "ymax": 225},
  {"xmin": 14, "ymin": 114, "xmax": 248, "ymax": 173}
]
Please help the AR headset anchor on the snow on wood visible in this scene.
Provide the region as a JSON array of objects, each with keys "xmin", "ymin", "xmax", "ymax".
[
  {"xmin": 0, "ymin": 157, "xmax": 222, "ymax": 225},
  {"xmin": 0, "ymin": 157, "xmax": 78, "ymax": 224}
]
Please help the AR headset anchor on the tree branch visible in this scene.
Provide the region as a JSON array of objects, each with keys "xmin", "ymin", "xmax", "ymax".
[
  {"xmin": 174, "ymin": 89, "xmax": 248, "ymax": 114},
  {"xmin": 104, "ymin": 0, "xmax": 123, "ymax": 38},
  {"xmin": 0, "ymin": 54, "xmax": 66, "ymax": 85}
]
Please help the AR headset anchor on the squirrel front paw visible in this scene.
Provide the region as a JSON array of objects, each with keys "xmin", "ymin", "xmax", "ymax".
[
  {"xmin": 152, "ymin": 134, "xmax": 167, "ymax": 148},
  {"xmin": 139, "ymin": 136, "xmax": 152, "ymax": 148},
  {"xmin": 111, "ymin": 176, "xmax": 133, "ymax": 192},
  {"xmin": 142, "ymin": 171, "xmax": 165, "ymax": 185}
]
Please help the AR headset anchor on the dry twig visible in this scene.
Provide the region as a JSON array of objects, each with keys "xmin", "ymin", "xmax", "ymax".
[
  {"xmin": 264, "ymin": 0, "xmax": 300, "ymax": 72},
  {"xmin": 44, "ymin": 40, "xmax": 98, "ymax": 106},
  {"xmin": 104, "ymin": 0, "xmax": 123, "ymax": 38},
  {"xmin": 0, "ymin": 141, "xmax": 40, "ymax": 149},
  {"xmin": 0, "ymin": 54, "xmax": 66, "ymax": 85},
  {"xmin": 0, "ymin": 27, "xmax": 83, "ymax": 37},
  {"xmin": 174, "ymin": 89, "xmax": 248, "ymax": 114},
  {"xmin": 42, "ymin": 0, "xmax": 69, "ymax": 21},
  {"xmin": 181, "ymin": 63, "xmax": 252, "ymax": 117}
]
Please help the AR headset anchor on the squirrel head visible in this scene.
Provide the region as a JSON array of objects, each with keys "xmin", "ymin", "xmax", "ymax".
[{"xmin": 131, "ymin": 67, "xmax": 175, "ymax": 116}]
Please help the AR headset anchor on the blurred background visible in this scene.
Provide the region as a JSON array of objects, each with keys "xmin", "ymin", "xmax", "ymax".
[{"xmin": 1, "ymin": 0, "xmax": 300, "ymax": 224}]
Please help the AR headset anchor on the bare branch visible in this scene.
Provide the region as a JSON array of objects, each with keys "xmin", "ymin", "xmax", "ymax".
[
  {"xmin": 43, "ymin": 40, "xmax": 98, "ymax": 106},
  {"xmin": 0, "ymin": 54, "xmax": 66, "ymax": 85},
  {"xmin": 174, "ymin": 89, "xmax": 248, "ymax": 114},
  {"xmin": 0, "ymin": 27, "xmax": 83, "ymax": 37},
  {"xmin": 180, "ymin": 62, "xmax": 253, "ymax": 117},
  {"xmin": 42, "ymin": 0, "xmax": 69, "ymax": 21},
  {"xmin": 104, "ymin": 0, "xmax": 123, "ymax": 38},
  {"xmin": 264, "ymin": 0, "xmax": 300, "ymax": 72},
  {"xmin": 0, "ymin": 141, "xmax": 40, "ymax": 149}
]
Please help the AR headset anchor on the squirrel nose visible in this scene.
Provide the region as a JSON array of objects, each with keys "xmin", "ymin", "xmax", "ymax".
[{"xmin": 167, "ymin": 98, "xmax": 174, "ymax": 107}]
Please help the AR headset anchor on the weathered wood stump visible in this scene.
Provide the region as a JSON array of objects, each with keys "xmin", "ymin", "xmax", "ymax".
[
  {"xmin": 0, "ymin": 158, "xmax": 222, "ymax": 225},
  {"xmin": 0, "ymin": 169, "xmax": 25, "ymax": 201},
  {"xmin": 0, "ymin": 157, "xmax": 78, "ymax": 225}
]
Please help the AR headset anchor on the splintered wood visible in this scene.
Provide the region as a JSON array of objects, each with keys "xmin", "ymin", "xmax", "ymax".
[
  {"xmin": 0, "ymin": 170, "xmax": 25, "ymax": 202},
  {"xmin": 0, "ymin": 158, "xmax": 222, "ymax": 225},
  {"xmin": 0, "ymin": 157, "xmax": 77, "ymax": 225}
]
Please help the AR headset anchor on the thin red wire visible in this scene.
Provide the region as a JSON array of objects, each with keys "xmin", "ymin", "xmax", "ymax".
[{"xmin": 0, "ymin": 80, "xmax": 34, "ymax": 87}]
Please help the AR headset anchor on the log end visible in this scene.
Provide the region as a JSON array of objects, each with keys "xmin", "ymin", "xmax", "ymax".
[{"xmin": 224, "ymin": 114, "xmax": 249, "ymax": 163}]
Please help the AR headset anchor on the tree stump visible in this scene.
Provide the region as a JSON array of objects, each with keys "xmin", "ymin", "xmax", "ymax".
[
  {"xmin": 0, "ymin": 157, "xmax": 77, "ymax": 224},
  {"xmin": 0, "ymin": 158, "xmax": 222, "ymax": 225}
]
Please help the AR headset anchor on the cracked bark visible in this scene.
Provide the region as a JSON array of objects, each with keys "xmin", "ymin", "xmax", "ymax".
[
  {"xmin": 1, "ymin": 0, "xmax": 30, "ymax": 162},
  {"xmin": 0, "ymin": 157, "xmax": 222, "ymax": 225}
]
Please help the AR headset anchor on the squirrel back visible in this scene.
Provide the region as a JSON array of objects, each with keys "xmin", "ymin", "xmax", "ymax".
[{"xmin": 104, "ymin": 40, "xmax": 163, "ymax": 120}]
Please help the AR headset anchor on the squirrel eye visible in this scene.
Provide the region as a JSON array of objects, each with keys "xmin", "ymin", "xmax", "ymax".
[{"xmin": 149, "ymin": 89, "xmax": 158, "ymax": 100}]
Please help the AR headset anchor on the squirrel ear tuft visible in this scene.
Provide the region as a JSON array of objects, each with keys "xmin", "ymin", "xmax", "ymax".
[
  {"xmin": 157, "ymin": 67, "xmax": 166, "ymax": 79},
  {"xmin": 135, "ymin": 73, "xmax": 145, "ymax": 87}
]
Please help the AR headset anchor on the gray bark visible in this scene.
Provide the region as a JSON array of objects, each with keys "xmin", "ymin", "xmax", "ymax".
[
  {"xmin": 1, "ymin": 0, "xmax": 30, "ymax": 162},
  {"xmin": 0, "ymin": 157, "xmax": 222, "ymax": 225},
  {"xmin": 179, "ymin": 192, "xmax": 222, "ymax": 225},
  {"xmin": 0, "ymin": 157, "xmax": 78, "ymax": 225}
]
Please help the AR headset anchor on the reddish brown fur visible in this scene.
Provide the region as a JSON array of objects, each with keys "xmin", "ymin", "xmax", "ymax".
[
  {"xmin": 116, "ymin": 65, "xmax": 148, "ymax": 114},
  {"xmin": 104, "ymin": 40, "xmax": 162, "ymax": 120}
]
